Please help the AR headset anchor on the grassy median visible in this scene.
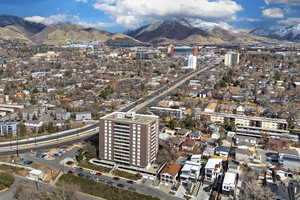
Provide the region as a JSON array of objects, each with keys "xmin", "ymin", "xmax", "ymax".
[{"xmin": 57, "ymin": 174, "xmax": 159, "ymax": 200}]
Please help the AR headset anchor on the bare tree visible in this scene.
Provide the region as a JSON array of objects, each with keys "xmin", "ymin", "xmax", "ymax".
[{"xmin": 240, "ymin": 171, "xmax": 276, "ymax": 200}]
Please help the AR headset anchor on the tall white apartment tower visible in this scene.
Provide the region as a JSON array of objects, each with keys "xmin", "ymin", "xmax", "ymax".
[
  {"xmin": 224, "ymin": 52, "xmax": 240, "ymax": 67},
  {"xmin": 188, "ymin": 55, "xmax": 197, "ymax": 69}
]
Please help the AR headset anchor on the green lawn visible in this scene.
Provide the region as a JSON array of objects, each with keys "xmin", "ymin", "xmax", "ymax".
[
  {"xmin": 0, "ymin": 172, "xmax": 14, "ymax": 190},
  {"xmin": 57, "ymin": 174, "xmax": 159, "ymax": 200},
  {"xmin": 0, "ymin": 164, "xmax": 26, "ymax": 173},
  {"xmin": 112, "ymin": 170, "xmax": 142, "ymax": 180},
  {"xmin": 78, "ymin": 160, "xmax": 112, "ymax": 173}
]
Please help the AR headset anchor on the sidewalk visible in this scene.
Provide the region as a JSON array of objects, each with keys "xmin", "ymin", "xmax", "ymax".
[{"xmin": 175, "ymin": 184, "xmax": 186, "ymax": 199}]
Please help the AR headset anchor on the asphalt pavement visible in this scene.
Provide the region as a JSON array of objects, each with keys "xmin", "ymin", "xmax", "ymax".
[
  {"xmin": 19, "ymin": 149, "xmax": 183, "ymax": 200},
  {"xmin": 0, "ymin": 174, "xmax": 104, "ymax": 200}
]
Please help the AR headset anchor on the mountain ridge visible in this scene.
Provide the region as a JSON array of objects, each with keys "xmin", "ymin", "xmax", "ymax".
[
  {"xmin": 0, "ymin": 14, "xmax": 298, "ymax": 45},
  {"xmin": 0, "ymin": 15, "xmax": 141, "ymax": 46},
  {"xmin": 126, "ymin": 18, "xmax": 287, "ymax": 45},
  {"xmin": 250, "ymin": 24, "xmax": 300, "ymax": 42}
]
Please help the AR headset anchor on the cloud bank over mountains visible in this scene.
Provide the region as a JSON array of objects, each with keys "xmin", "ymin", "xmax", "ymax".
[{"xmin": 93, "ymin": 0, "xmax": 243, "ymax": 28}]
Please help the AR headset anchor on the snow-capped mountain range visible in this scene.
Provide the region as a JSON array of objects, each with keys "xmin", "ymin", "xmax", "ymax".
[
  {"xmin": 126, "ymin": 18, "xmax": 284, "ymax": 45},
  {"xmin": 126, "ymin": 18, "xmax": 239, "ymax": 44},
  {"xmin": 251, "ymin": 24, "xmax": 300, "ymax": 42}
]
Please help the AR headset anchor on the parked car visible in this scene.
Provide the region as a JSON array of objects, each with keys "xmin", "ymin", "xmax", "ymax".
[
  {"xmin": 53, "ymin": 153, "xmax": 61, "ymax": 157},
  {"xmin": 90, "ymin": 170, "xmax": 97, "ymax": 175},
  {"xmin": 96, "ymin": 172, "xmax": 102, "ymax": 176},
  {"xmin": 107, "ymin": 181, "xmax": 113, "ymax": 185},
  {"xmin": 117, "ymin": 184, "xmax": 124, "ymax": 188},
  {"xmin": 127, "ymin": 180, "xmax": 135, "ymax": 184},
  {"xmin": 20, "ymin": 158, "xmax": 33, "ymax": 165},
  {"xmin": 68, "ymin": 170, "xmax": 75, "ymax": 174},
  {"xmin": 113, "ymin": 177, "xmax": 120, "ymax": 181},
  {"xmin": 59, "ymin": 149, "xmax": 66, "ymax": 154}
]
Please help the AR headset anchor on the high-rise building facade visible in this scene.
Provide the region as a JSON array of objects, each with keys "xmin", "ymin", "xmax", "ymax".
[
  {"xmin": 188, "ymin": 55, "xmax": 197, "ymax": 69},
  {"xmin": 168, "ymin": 46, "xmax": 175, "ymax": 57},
  {"xmin": 99, "ymin": 112, "xmax": 159, "ymax": 168},
  {"xmin": 224, "ymin": 52, "xmax": 240, "ymax": 67},
  {"xmin": 193, "ymin": 47, "xmax": 199, "ymax": 57}
]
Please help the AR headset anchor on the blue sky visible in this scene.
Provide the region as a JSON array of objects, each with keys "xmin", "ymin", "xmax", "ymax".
[{"xmin": 0, "ymin": 0, "xmax": 299, "ymax": 32}]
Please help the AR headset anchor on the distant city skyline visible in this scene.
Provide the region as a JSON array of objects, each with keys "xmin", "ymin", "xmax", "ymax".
[{"xmin": 0, "ymin": 0, "xmax": 300, "ymax": 32}]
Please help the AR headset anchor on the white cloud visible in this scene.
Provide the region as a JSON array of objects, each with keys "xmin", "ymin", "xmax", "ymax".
[
  {"xmin": 93, "ymin": 0, "xmax": 243, "ymax": 28},
  {"xmin": 233, "ymin": 17, "xmax": 261, "ymax": 22},
  {"xmin": 75, "ymin": 0, "xmax": 88, "ymax": 3},
  {"xmin": 262, "ymin": 8, "xmax": 284, "ymax": 18},
  {"xmin": 24, "ymin": 14, "xmax": 80, "ymax": 25},
  {"xmin": 265, "ymin": 0, "xmax": 300, "ymax": 5},
  {"xmin": 278, "ymin": 17, "xmax": 300, "ymax": 25}
]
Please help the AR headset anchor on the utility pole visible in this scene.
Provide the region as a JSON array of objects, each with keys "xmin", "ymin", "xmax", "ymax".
[{"xmin": 16, "ymin": 130, "xmax": 19, "ymax": 157}]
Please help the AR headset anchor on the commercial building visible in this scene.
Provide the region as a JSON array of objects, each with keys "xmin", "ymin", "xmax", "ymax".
[
  {"xmin": 0, "ymin": 121, "xmax": 19, "ymax": 136},
  {"xmin": 168, "ymin": 46, "xmax": 196, "ymax": 57},
  {"xmin": 224, "ymin": 52, "xmax": 240, "ymax": 67},
  {"xmin": 136, "ymin": 49, "xmax": 161, "ymax": 59},
  {"xmin": 99, "ymin": 112, "xmax": 159, "ymax": 168},
  {"xmin": 195, "ymin": 110, "xmax": 296, "ymax": 140},
  {"xmin": 149, "ymin": 106, "xmax": 183, "ymax": 119}
]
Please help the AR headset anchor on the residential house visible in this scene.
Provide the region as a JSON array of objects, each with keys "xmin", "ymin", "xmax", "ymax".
[
  {"xmin": 234, "ymin": 135, "xmax": 258, "ymax": 146},
  {"xmin": 190, "ymin": 154, "xmax": 202, "ymax": 163},
  {"xmin": 279, "ymin": 150, "xmax": 300, "ymax": 170},
  {"xmin": 177, "ymin": 128, "xmax": 192, "ymax": 137},
  {"xmin": 190, "ymin": 130, "xmax": 202, "ymax": 139},
  {"xmin": 24, "ymin": 121, "xmax": 44, "ymax": 130},
  {"xmin": 54, "ymin": 110, "xmax": 71, "ymax": 120},
  {"xmin": 235, "ymin": 148, "xmax": 252, "ymax": 163},
  {"xmin": 160, "ymin": 163, "xmax": 181, "ymax": 185},
  {"xmin": 0, "ymin": 121, "xmax": 19, "ymax": 136},
  {"xmin": 215, "ymin": 146, "xmax": 231, "ymax": 158},
  {"xmin": 164, "ymin": 128, "xmax": 176, "ymax": 136},
  {"xmin": 222, "ymin": 172, "xmax": 238, "ymax": 194},
  {"xmin": 21, "ymin": 108, "xmax": 39, "ymax": 120},
  {"xmin": 203, "ymin": 143, "xmax": 215, "ymax": 157},
  {"xmin": 204, "ymin": 158, "xmax": 223, "ymax": 182},
  {"xmin": 181, "ymin": 139, "xmax": 196, "ymax": 152},
  {"xmin": 75, "ymin": 112, "xmax": 92, "ymax": 121},
  {"xmin": 180, "ymin": 161, "xmax": 202, "ymax": 185}
]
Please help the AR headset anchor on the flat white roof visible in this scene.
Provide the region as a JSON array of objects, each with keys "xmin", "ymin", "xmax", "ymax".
[
  {"xmin": 205, "ymin": 158, "xmax": 222, "ymax": 169},
  {"xmin": 181, "ymin": 161, "xmax": 201, "ymax": 171},
  {"xmin": 191, "ymin": 154, "xmax": 201, "ymax": 159},
  {"xmin": 223, "ymin": 172, "xmax": 237, "ymax": 185},
  {"xmin": 30, "ymin": 169, "xmax": 43, "ymax": 175}
]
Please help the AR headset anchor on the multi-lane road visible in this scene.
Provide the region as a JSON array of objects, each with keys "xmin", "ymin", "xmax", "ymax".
[{"xmin": 0, "ymin": 62, "xmax": 217, "ymax": 155}]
